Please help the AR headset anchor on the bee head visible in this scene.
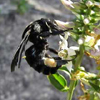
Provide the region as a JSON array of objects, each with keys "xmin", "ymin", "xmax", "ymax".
[{"xmin": 41, "ymin": 18, "xmax": 65, "ymax": 35}]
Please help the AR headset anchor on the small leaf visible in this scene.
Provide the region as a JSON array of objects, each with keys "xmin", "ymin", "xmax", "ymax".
[
  {"xmin": 59, "ymin": 65, "xmax": 71, "ymax": 77},
  {"xmin": 96, "ymin": 65, "xmax": 100, "ymax": 70},
  {"xmin": 89, "ymin": 81, "xmax": 100, "ymax": 92},
  {"xmin": 47, "ymin": 73, "xmax": 69, "ymax": 92}
]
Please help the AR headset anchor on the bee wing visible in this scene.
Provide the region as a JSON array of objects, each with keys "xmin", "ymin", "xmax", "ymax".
[
  {"xmin": 22, "ymin": 22, "xmax": 33, "ymax": 39},
  {"xmin": 11, "ymin": 30, "xmax": 30, "ymax": 72}
]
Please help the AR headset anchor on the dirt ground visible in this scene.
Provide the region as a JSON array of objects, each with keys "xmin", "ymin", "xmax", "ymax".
[{"xmin": 0, "ymin": 0, "xmax": 96, "ymax": 100}]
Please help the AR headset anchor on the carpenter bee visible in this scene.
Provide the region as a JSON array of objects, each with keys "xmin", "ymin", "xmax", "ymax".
[{"xmin": 11, "ymin": 18, "xmax": 72, "ymax": 75}]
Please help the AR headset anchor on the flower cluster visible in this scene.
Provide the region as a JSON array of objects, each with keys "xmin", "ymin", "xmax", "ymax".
[
  {"xmin": 48, "ymin": 0, "xmax": 100, "ymax": 100},
  {"xmin": 56, "ymin": 0, "xmax": 100, "ymax": 67}
]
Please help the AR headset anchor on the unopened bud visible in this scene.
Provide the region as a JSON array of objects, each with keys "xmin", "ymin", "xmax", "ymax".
[
  {"xmin": 61, "ymin": 0, "xmax": 74, "ymax": 10},
  {"xmin": 90, "ymin": 10, "xmax": 95, "ymax": 15},
  {"xmin": 78, "ymin": 38, "xmax": 84, "ymax": 45},
  {"xmin": 83, "ymin": 18, "xmax": 90, "ymax": 25},
  {"xmin": 86, "ymin": 1, "xmax": 94, "ymax": 7}
]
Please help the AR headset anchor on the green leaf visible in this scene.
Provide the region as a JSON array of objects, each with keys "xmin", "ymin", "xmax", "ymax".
[
  {"xmin": 59, "ymin": 65, "xmax": 71, "ymax": 77},
  {"xmin": 96, "ymin": 65, "xmax": 100, "ymax": 70},
  {"xmin": 89, "ymin": 81, "xmax": 100, "ymax": 92},
  {"xmin": 47, "ymin": 73, "xmax": 69, "ymax": 92}
]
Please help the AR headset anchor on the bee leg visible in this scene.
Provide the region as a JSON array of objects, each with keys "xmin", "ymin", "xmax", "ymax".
[
  {"xmin": 37, "ymin": 58, "xmax": 58, "ymax": 75},
  {"xmin": 44, "ymin": 53, "xmax": 52, "ymax": 58},
  {"xmin": 38, "ymin": 59, "xmax": 51, "ymax": 75},
  {"xmin": 44, "ymin": 53, "xmax": 62, "ymax": 60},
  {"xmin": 48, "ymin": 47, "xmax": 64, "ymax": 59},
  {"xmin": 48, "ymin": 47, "xmax": 72, "ymax": 61},
  {"xmin": 48, "ymin": 47, "xmax": 58, "ymax": 55},
  {"xmin": 42, "ymin": 53, "xmax": 68, "ymax": 75},
  {"xmin": 45, "ymin": 47, "xmax": 68, "ymax": 66}
]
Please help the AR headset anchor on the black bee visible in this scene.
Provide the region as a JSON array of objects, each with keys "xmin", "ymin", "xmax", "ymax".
[{"xmin": 11, "ymin": 18, "xmax": 72, "ymax": 75}]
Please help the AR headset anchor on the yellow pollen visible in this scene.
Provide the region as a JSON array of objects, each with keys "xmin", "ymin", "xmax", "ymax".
[
  {"xmin": 22, "ymin": 56, "xmax": 26, "ymax": 59},
  {"xmin": 44, "ymin": 58, "xmax": 57, "ymax": 67}
]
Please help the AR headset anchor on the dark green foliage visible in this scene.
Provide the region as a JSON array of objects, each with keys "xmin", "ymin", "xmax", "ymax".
[{"xmin": 12, "ymin": 0, "xmax": 29, "ymax": 14}]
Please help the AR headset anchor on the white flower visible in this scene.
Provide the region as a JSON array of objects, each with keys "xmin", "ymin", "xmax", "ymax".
[
  {"xmin": 94, "ymin": 39, "xmax": 100, "ymax": 51},
  {"xmin": 65, "ymin": 32, "xmax": 70, "ymax": 39},
  {"xmin": 78, "ymin": 36, "xmax": 95, "ymax": 46},
  {"xmin": 69, "ymin": 46, "xmax": 79, "ymax": 51},
  {"xmin": 59, "ymin": 35, "xmax": 68, "ymax": 50},
  {"xmin": 58, "ymin": 50, "xmax": 68, "ymax": 59},
  {"xmin": 86, "ymin": 1, "xmax": 94, "ymax": 7},
  {"xmin": 65, "ymin": 61, "xmax": 73, "ymax": 72},
  {"xmin": 68, "ymin": 48, "xmax": 76, "ymax": 56},
  {"xmin": 84, "ymin": 35, "xmax": 95, "ymax": 47},
  {"xmin": 85, "ymin": 35, "xmax": 94, "ymax": 43},
  {"xmin": 55, "ymin": 20, "xmax": 75, "ymax": 29},
  {"xmin": 61, "ymin": 0, "xmax": 74, "ymax": 10},
  {"xmin": 58, "ymin": 35, "xmax": 78, "ymax": 60}
]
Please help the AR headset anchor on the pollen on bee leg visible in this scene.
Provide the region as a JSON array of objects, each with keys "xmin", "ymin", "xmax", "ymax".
[
  {"xmin": 40, "ymin": 36, "xmax": 43, "ymax": 39},
  {"xmin": 22, "ymin": 56, "xmax": 26, "ymax": 59},
  {"xmin": 43, "ymin": 57, "xmax": 57, "ymax": 68}
]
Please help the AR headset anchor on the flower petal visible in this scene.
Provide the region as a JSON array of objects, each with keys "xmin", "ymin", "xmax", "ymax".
[
  {"xmin": 68, "ymin": 48, "xmax": 76, "ymax": 56},
  {"xmin": 66, "ymin": 61, "xmax": 73, "ymax": 72},
  {"xmin": 61, "ymin": 0, "xmax": 74, "ymax": 10},
  {"xmin": 70, "ymin": 46, "xmax": 79, "ymax": 51},
  {"xmin": 59, "ymin": 35, "xmax": 68, "ymax": 49},
  {"xmin": 94, "ymin": 39, "xmax": 100, "ymax": 51},
  {"xmin": 55, "ymin": 20, "xmax": 75, "ymax": 29}
]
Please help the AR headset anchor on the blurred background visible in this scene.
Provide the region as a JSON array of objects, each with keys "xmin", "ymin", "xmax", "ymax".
[{"xmin": 0, "ymin": 0, "xmax": 96, "ymax": 100}]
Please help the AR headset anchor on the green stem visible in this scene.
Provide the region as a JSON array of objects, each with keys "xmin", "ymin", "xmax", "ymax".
[
  {"xmin": 67, "ymin": 80, "xmax": 76, "ymax": 100},
  {"xmin": 74, "ymin": 44, "xmax": 84, "ymax": 70},
  {"xmin": 66, "ymin": 45, "xmax": 85, "ymax": 100},
  {"xmin": 90, "ymin": 93, "xmax": 95, "ymax": 100}
]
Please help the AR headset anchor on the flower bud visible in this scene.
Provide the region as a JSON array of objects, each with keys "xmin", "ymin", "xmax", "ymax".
[
  {"xmin": 90, "ymin": 10, "xmax": 95, "ymax": 15},
  {"xmin": 86, "ymin": 1, "xmax": 94, "ymax": 7},
  {"xmin": 83, "ymin": 18, "xmax": 90, "ymax": 25},
  {"xmin": 61, "ymin": 0, "xmax": 74, "ymax": 10},
  {"xmin": 85, "ymin": 35, "xmax": 95, "ymax": 46},
  {"xmin": 78, "ymin": 38, "xmax": 84, "ymax": 45}
]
